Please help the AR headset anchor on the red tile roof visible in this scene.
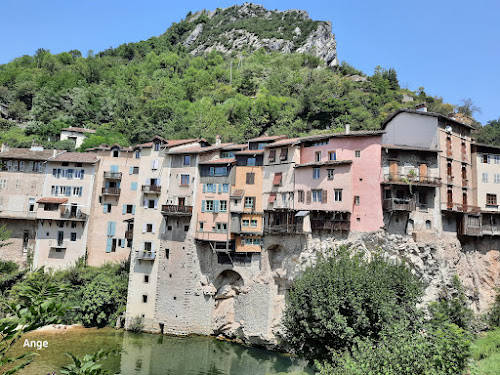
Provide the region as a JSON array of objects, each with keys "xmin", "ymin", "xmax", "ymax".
[
  {"xmin": 37, "ymin": 197, "xmax": 68, "ymax": 204},
  {"xmin": 294, "ymin": 160, "xmax": 352, "ymax": 168},
  {"xmin": 0, "ymin": 148, "xmax": 63, "ymax": 161},
  {"xmin": 297, "ymin": 130, "xmax": 385, "ymax": 144},
  {"xmin": 231, "ymin": 189, "xmax": 245, "ymax": 198},
  {"xmin": 50, "ymin": 152, "xmax": 99, "ymax": 164},
  {"xmin": 382, "ymin": 109, "xmax": 476, "ymax": 130},
  {"xmin": 222, "ymin": 143, "xmax": 248, "ymax": 151},
  {"xmin": 234, "ymin": 149, "xmax": 265, "ymax": 155},
  {"xmin": 198, "ymin": 158, "xmax": 236, "ymax": 165},
  {"xmin": 61, "ymin": 127, "xmax": 96, "ymax": 134},
  {"xmin": 248, "ymin": 135, "xmax": 288, "ymax": 142},
  {"xmin": 167, "ymin": 144, "xmax": 229, "ymax": 155},
  {"xmin": 382, "ymin": 144, "xmax": 441, "ymax": 153},
  {"xmin": 265, "ymin": 138, "xmax": 300, "ymax": 148}
]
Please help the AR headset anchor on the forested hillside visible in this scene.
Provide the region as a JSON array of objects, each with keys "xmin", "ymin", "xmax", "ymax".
[{"xmin": 0, "ymin": 4, "xmax": 484, "ymax": 150}]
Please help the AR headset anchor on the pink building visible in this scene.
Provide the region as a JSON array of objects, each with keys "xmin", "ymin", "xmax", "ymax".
[{"xmin": 293, "ymin": 130, "xmax": 384, "ymax": 233}]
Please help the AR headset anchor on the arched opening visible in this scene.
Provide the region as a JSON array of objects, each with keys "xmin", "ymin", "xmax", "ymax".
[{"xmin": 212, "ymin": 270, "xmax": 243, "ymax": 334}]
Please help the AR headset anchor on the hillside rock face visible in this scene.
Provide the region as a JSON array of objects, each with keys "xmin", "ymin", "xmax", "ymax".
[{"xmin": 176, "ymin": 3, "xmax": 338, "ymax": 66}]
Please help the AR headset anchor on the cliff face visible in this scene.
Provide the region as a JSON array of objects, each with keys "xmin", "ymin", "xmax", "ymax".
[{"xmin": 174, "ymin": 3, "xmax": 338, "ymax": 66}]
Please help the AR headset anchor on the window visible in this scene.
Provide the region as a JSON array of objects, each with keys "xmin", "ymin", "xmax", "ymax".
[
  {"xmin": 142, "ymin": 295, "xmax": 148, "ymax": 303},
  {"xmin": 222, "ymin": 184, "xmax": 229, "ymax": 193},
  {"xmin": 220, "ymin": 200, "xmax": 227, "ymax": 212},
  {"xmin": 135, "ymin": 151, "xmax": 140, "ymax": 159},
  {"xmin": 146, "ymin": 224, "xmax": 153, "ymax": 233},
  {"xmin": 183, "ymin": 155, "xmax": 191, "ymax": 166},
  {"xmin": 28, "ymin": 198, "xmax": 35, "ymax": 212},
  {"xmin": 483, "ymin": 173, "xmax": 489, "ymax": 183},
  {"xmin": 269, "ymin": 149, "xmax": 276, "ymax": 162},
  {"xmin": 483, "ymin": 154, "xmax": 490, "ymax": 163},
  {"xmin": 62, "ymin": 162, "xmax": 69, "ymax": 167},
  {"xmin": 151, "ymin": 159, "xmax": 159, "ymax": 170},
  {"xmin": 126, "ymin": 205, "xmax": 134, "ymax": 214},
  {"xmin": 51, "ymin": 185, "xmax": 59, "ymax": 195},
  {"xmin": 204, "ymin": 183, "xmax": 216, "ymax": 193},
  {"xmin": 312, "ymin": 190, "xmax": 323, "ymax": 202},
  {"xmin": 329, "ymin": 151, "xmax": 336, "ymax": 161},
  {"xmin": 313, "ymin": 168, "xmax": 320, "ymax": 179},
  {"xmin": 246, "ymin": 173, "xmax": 255, "ymax": 184},
  {"xmin": 180, "ymin": 174, "xmax": 190, "ymax": 186},
  {"xmin": 133, "ymin": 167, "xmax": 139, "ymax": 174},
  {"xmin": 210, "ymin": 166, "xmax": 227, "ymax": 176},
  {"xmin": 244, "ymin": 197, "xmax": 255, "ymax": 209},
  {"xmin": 355, "ymin": 196, "xmax": 360, "ymax": 205},
  {"xmin": 144, "ymin": 242, "xmax": 152, "ymax": 251},
  {"xmin": 0, "ymin": 179, "xmax": 6, "ymax": 189},
  {"xmin": 495, "ymin": 155, "xmax": 500, "ymax": 164},
  {"xmin": 148, "ymin": 200, "xmax": 155, "ymax": 209},
  {"xmin": 221, "ymin": 151, "xmax": 235, "ymax": 158},
  {"xmin": 113, "ymin": 150, "xmax": 119, "ymax": 157},
  {"xmin": 144, "ymin": 275, "xmax": 149, "ymax": 283},
  {"xmin": 327, "ymin": 169, "xmax": 335, "ymax": 179},
  {"xmin": 75, "ymin": 162, "xmax": 82, "ymax": 167},
  {"xmin": 70, "ymin": 233, "xmax": 76, "ymax": 242},
  {"xmin": 19, "ymin": 161, "xmax": 24, "ymax": 171},
  {"xmin": 280, "ymin": 148, "xmax": 288, "ymax": 161},
  {"xmin": 73, "ymin": 187, "xmax": 82, "ymax": 196},
  {"xmin": 242, "ymin": 219, "xmax": 250, "ymax": 227},
  {"xmin": 52, "ymin": 168, "xmax": 61, "ymax": 178},
  {"xmin": 215, "ymin": 223, "xmax": 227, "ymax": 233},
  {"xmin": 103, "ymin": 204, "xmax": 112, "ymax": 213},
  {"xmin": 199, "ymin": 222, "xmax": 204, "ymax": 231},
  {"xmin": 44, "ymin": 203, "xmax": 59, "ymax": 211},
  {"xmin": 334, "ymin": 189, "xmax": 343, "ymax": 202},
  {"xmin": 487, "ymin": 194, "xmax": 497, "ymax": 206},
  {"xmin": 154, "ymin": 142, "xmax": 160, "ymax": 151},
  {"xmin": 272, "ymin": 172, "xmax": 282, "ymax": 186},
  {"xmin": 205, "ymin": 200, "xmax": 214, "ymax": 212},
  {"xmin": 298, "ymin": 190, "xmax": 304, "ymax": 203},
  {"xmin": 495, "ymin": 174, "xmax": 500, "ymax": 184},
  {"xmin": 247, "ymin": 158, "xmax": 256, "ymax": 166},
  {"xmin": 426, "ymin": 220, "xmax": 432, "ymax": 229},
  {"xmin": 250, "ymin": 219, "xmax": 258, "ymax": 227},
  {"xmin": 315, "ymin": 151, "xmax": 321, "ymax": 162},
  {"xmin": 355, "ymin": 150, "xmax": 361, "ymax": 158}
]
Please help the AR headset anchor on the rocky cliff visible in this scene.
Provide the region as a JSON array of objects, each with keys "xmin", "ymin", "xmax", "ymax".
[{"xmin": 173, "ymin": 3, "xmax": 338, "ymax": 66}]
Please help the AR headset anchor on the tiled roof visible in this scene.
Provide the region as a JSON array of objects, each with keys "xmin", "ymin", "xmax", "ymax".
[
  {"xmin": 166, "ymin": 139, "xmax": 199, "ymax": 147},
  {"xmin": 297, "ymin": 130, "xmax": 385, "ymax": 144},
  {"xmin": 382, "ymin": 144, "xmax": 441, "ymax": 153},
  {"xmin": 222, "ymin": 143, "xmax": 247, "ymax": 151},
  {"xmin": 50, "ymin": 152, "xmax": 99, "ymax": 164},
  {"xmin": 0, "ymin": 148, "xmax": 62, "ymax": 161},
  {"xmin": 248, "ymin": 135, "xmax": 288, "ymax": 142},
  {"xmin": 167, "ymin": 144, "xmax": 227, "ymax": 155},
  {"xmin": 231, "ymin": 189, "xmax": 245, "ymax": 198},
  {"xmin": 85, "ymin": 144, "xmax": 133, "ymax": 152},
  {"xmin": 294, "ymin": 160, "xmax": 352, "ymax": 168},
  {"xmin": 265, "ymin": 138, "xmax": 300, "ymax": 148},
  {"xmin": 61, "ymin": 127, "xmax": 96, "ymax": 134},
  {"xmin": 382, "ymin": 109, "xmax": 477, "ymax": 130},
  {"xmin": 472, "ymin": 142, "xmax": 500, "ymax": 153},
  {"xmin": 234, "ymin": 149, "xmax": 265, "ymax": 155},
  {"xmin": 198, "ymin": 158, "xmax": 236, "ymax": 165},
  {"xmin": 37, "ymin": 197, "xmax": 68, "ymax": 204}
]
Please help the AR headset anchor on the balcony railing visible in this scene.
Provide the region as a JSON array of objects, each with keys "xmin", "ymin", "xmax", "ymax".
[
  {"xmin": 383, "ymin": 198, "xmax": 416, "ymax": 211},
  {"xmin": 265, "ymin": 224, "xmax": 303, "ymax": 234},
  {"xmin": 0, "ymin": 210, "xmax": 36, "ymax": 220},
  {"xmin": 311, "ymin": 220, "xmax": 350, "ymax": 231},
  {"xmin": 383, "ymin": 174, "xmax": 441, "ymax": 186},
  {"xmin": 50, "ymin": 240, "xmax": 67, "ymax": 249},
  {"xmin": 60, "ymin": 210, "xmax": 88, "ymax": 221},
  {"xmin": 136, "ymin": 251, "xmax": 155, "ymax": 261},
  {"xmin": 161, "ymin": 205, "xmax": 193, "ymax": 215},
  {"xmin": 102, "ymin": 187, "xmax": 121, "ymax": 196},
  {"xmin": 442, "ymin": 202, "xmax": 481, "ymax": 213},
  {"xmin": 125, "ymin": 230, "xmax": 133, "ymax": 239},
  {"xmin": 481, "ymin": 224, "xmax": 500, "ymax": 236},
  {"xmin": 142, "ymin": 185, "xmax": 161, "ymax": 194},
  {"xmin": 103, "ymin": 171, "xmax": 122, "ymax": 180}
]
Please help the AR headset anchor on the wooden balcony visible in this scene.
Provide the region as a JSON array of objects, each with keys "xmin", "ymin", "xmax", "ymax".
[
  {"xmin": 102, "ymin": 187, "xmax": 121, "ymax": 196},
  {"xmin": 383, "ymin": 174, "xmax": 441, "ymax": 187},
  {"xmin": 383, "ymin": 198, "xmax": 416, "ymax": 211},
  {"xmin": 142, "ymin": 185, "xmax": 161, "ymax": 194},
  {"xmin": 311, "ymin": 220, "xmax": 350, "ymax": 231},
  {"xmin": 60, "ymin": 210, "xmax": 88, "ymax": 221},
  {"xmin": 441, "ymin": 202, "xmax": 481, "ymax": 213},
  {"xmin": 103, "ymin": 171, "xmax": 122, "ymax": 180},
  {"xmin": 481, "ymin": 224, "xmax": 500, "ymax": 236},
  {"xmin": 161, "ymin": 205, "xmax": 193, "ymax": 216},
  {"xmin": 136, "ymin": 251, "xmax": 155, "ymax": 261},
  {"xmin": 264, "ymin": 224, "xmax": 303, "ymax": 234}
]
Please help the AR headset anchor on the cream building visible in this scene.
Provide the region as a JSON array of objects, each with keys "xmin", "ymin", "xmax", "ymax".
[
  {"xmin": 86, "ymin": 144, "xmax": 141, "ymax": 266},
  {"xmin": 60, "ymin": 127, "xmax": 96, "ymax": 149},
  {"xmin": 0, "ymin": 145, "xmax": 63, "ymax": 265},
  {"xmin": 33, "ymin": 152, "xmax": 99, "ymax": 270}
]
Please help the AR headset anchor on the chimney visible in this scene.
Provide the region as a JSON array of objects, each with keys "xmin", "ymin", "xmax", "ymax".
[
  {"xmin": 1, "ymin": 143, "xmax": 9, "ymax": 153},
  {"xmin": 53, "ymin": 149, "xmax": 57, "ymax": 157},
  {"xmin": 345, "ymin": 124, "xmax": 350, "ymax": 134},
  {"xmin": 215, "ymin": 135, "xmax": 221, "ymax": 146},
  {"xmin": 416, "ymin": 103, "xmax": 427, "ymax": 112}
]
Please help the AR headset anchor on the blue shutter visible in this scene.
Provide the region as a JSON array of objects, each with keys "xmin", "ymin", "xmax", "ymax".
[
  {"xmin": 111, "ymin": 165, "xmax": 119, "ymax": 172},
  {"xmin": 103, "ymin": 205, "xmax": 108, "ymax": 214},
  {"xmin": 131, "ymin": 182, "xmax": 137, "ymax": 191},
  {"xmin": 78, "ymin": 188, "xmax": 82, "ymax": 197},
  {"xmin": 117, "ymin": 181, "xmax": 121, "ymax": 188},
  {"xmin": 214, "ymin": 200, "xmax": 220, "ymax": 213},
  {"xmin": 201, "ymin": 200, "xmax": 205, "ymax": 212},
  {"xmin": 106, "ymin": 238, "xmax": 112, "ymax": 253},
  {"xmin": 202, "ymin": 184, "xmax": 206, "ymax": 193},
  {"xmin": 80, "ymin": 170, "xmax": 85, "ymax": 180},
  {"xmin": 105, "ymin": 181, "xmax": 110, "ymax": 188},
  {"xmin": 120, "ymin": 239, "xmax": 125, "ymax": 248},
  {"xmin": 110, "ymin": 222, "xmax": 116, "ymax": 236},
  {"xmin": 122, "ymin": 205, "xmax": 126, "ymax": 214},
  {"xmin": 129, "ymin": 167, "xmax": 133, "ymax": 175},
  {"xmin": 210, "ymin": 167, "xmax": 214, "ymax": 176},
  {"xmin": 132, "ymin": 205, "xmax": 136, "ymax": 215},
  {"xmin": 218, "ymin": 184, "xmax": 222, "ymax": 193},
  {"xmin": 107, "ymin": 221, "xmax": 112, "ymax": 235}
]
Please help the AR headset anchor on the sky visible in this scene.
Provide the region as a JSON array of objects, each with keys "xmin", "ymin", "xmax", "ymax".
[{"xmin": 0, "ymin": 0, "xmax": 498, "ymax": 125}]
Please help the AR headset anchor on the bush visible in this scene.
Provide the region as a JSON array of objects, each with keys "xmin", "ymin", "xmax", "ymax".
[
  {"xmin": 282, "ymin": 247, "xmax": 424, "ymax": 360},
  {"xmin": 489, "ymin": 289, "xmax": 500, "ymax": 327},
  {"xmin": 128, "ymin": 316, "xmax": 145, "ymax": 333}
]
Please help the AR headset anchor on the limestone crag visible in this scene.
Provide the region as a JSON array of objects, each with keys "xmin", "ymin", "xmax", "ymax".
[{"xmin": 178, "ymin": 3, "xmax": 338, "ymax": 67}]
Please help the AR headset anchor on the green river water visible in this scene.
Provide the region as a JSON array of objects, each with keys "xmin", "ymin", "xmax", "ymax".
[{"xmin": 11, "ymin": 327, "xmax": 313, "ymax": 375}]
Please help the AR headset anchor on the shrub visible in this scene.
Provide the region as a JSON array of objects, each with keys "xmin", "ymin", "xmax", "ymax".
[
  {"xmin": 282, "ymin": 247, "xmax": 424, "ymax": 360},
  {"xmin": 489, "ymin": 289, "xmax": 500, "ymax": 327},
  {"xmin": 128, "ymin": 316, "xmax": 145, "ymax": 333}
]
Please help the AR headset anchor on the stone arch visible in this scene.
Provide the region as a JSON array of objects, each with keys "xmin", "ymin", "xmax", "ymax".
[{"xmin": 212, "ymin": 270, "xmax": 244, "ymax": 335}]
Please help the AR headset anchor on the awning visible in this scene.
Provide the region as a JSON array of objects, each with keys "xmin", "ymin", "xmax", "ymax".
[
  {"xmin": 36, "ymin": 197, "xmax": 68, "ymax": 204},
  {"xmin": 231, "ymin": 189, "xmax": 245, "ymax": 198},
  {"xmin": 272, "ymin": 173, "xmax": 282, "ymax": 186},
  {"xmin": 268, "ymin": 193, "xmax": 276, "ymax": 203},
  {"xmin": 295, "ymin": 210, "xmax": 310, "ymax": 217}
]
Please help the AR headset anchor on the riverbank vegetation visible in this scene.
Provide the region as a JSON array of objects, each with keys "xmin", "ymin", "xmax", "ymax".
[{"xmin": 282, "ymin": 247, "xmax": 500, "ymax": 374}]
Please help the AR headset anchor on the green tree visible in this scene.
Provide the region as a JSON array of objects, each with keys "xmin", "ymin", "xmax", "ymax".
[
  {"xmin": 282, "ymin": 247, "xmax": 424, "ymax": 360},
  {"xmin": 60, "ymin": 350, "xmax": 119, "ymax": 375},
  {"xmin": 0, "ymin": 226, "xmax": 12, "ymax": 250}
]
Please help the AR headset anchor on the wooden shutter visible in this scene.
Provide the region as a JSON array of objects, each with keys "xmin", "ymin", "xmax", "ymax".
[
  {"xmin": 322, "ymin": 190, "xmax": 328, "ymax": 203},
  {"xmin": 390, "ymin": 162, "xmax": 398, "ymax": 178},
  {"xmin": 306, "ymin": 191, "xmax": 311, "ymax": 204},
  {"xmin": 419, "ymin": 163, "xmax": 428, "ymax": 178}
]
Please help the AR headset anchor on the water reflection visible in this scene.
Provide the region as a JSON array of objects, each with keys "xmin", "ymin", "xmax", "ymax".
[{"xmin": 13, "ymin": 328, "xmax": 312, "ymax": 375}]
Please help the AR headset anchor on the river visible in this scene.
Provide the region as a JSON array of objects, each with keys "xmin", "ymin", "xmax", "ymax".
[{"xmin": 11, "ymin": 327, "xmax": 313, "ymax": 375}]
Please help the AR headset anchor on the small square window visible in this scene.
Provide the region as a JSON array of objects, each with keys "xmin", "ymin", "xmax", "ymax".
[
  {"xmin": 167, "ymin": 225, "xmax": 173, "ymax": 231},
  {"xmin": 355, "ymin": 196, "xmax": 360, "ymax": 205},
  {"xmin": 146, "ymin": 224, "xmax": 153, "ymax": 232},
  {"xmin": 144, "ymin": 275, "xmax": 149, "ymax": 283},
  {"xmin": 313, "ymin": 168, "xmax": 320, "ymax": 179},
  {"xmin": 183, "ymin": 155, "xmax": 191, "ymax": 166},
  {"xmin": 184, "ymin": 225, "xmax": 189, "ymax": 232},
  {"xmin": 142, "ymin": 295, "xmax": 148, "ymax": 303},
  {"xmin": 355, "ymin": 150, "xmax": 361, "ymax": 158},
  {"xmin": 327, "ymin": 169, "xmax": 335, "ymax": 179},
  {"xmin": 199, "ymin": 222, "xmax": 204, "ymax": 231},
  {"xmin": 165, "ymin": 249, "xmax": 170, "ymax": 259},
  {"xmin": 70, "ymin": 233, "xmax": 76, "ymax": 241}
]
